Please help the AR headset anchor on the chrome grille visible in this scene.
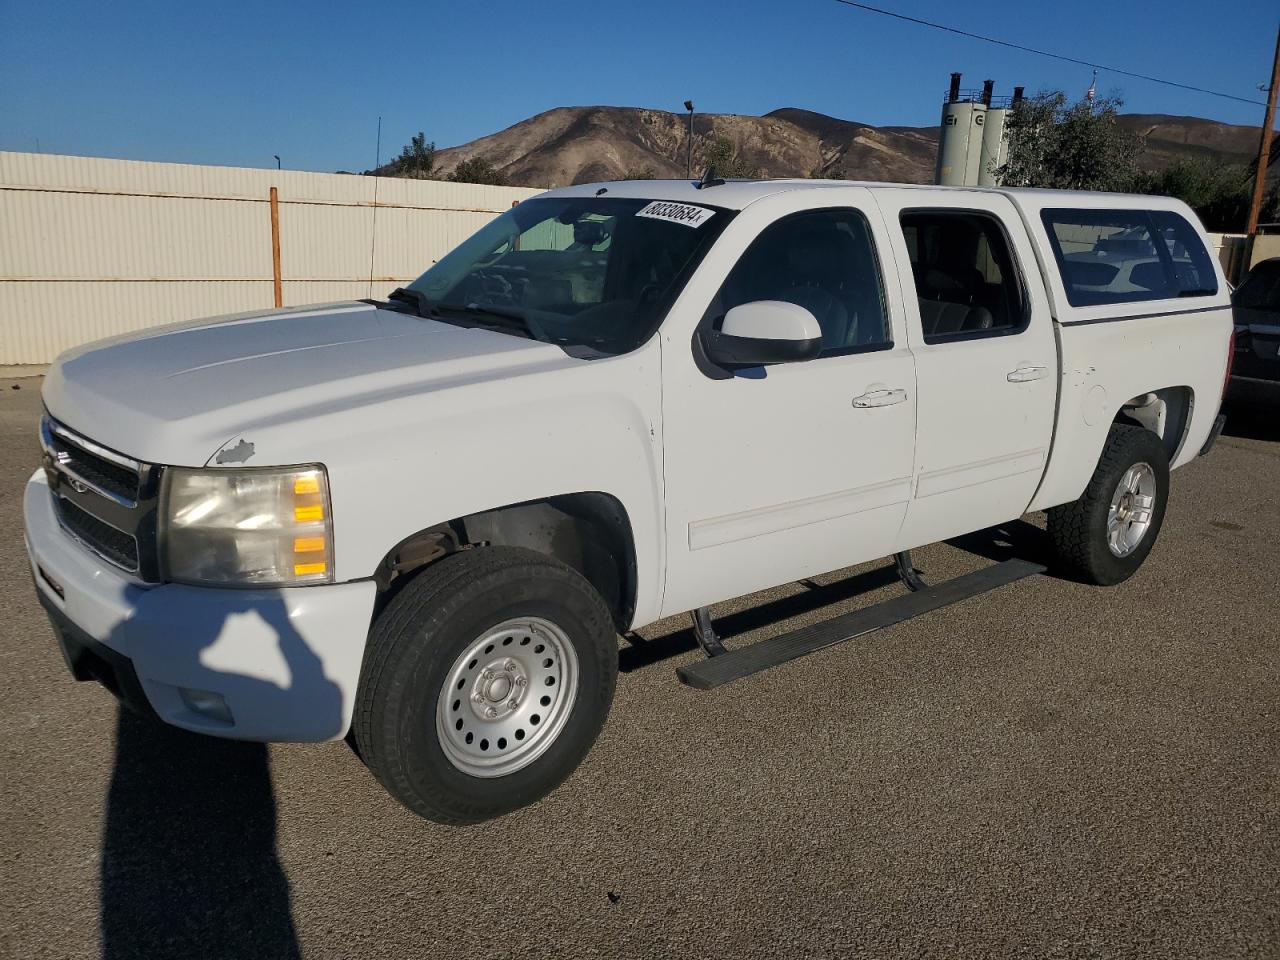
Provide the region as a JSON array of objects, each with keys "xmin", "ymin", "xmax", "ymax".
[
  {"xmin": 39, "ymin": 414, "xmax": 161, "ymax": 580},
  {"xmin": 54, "ymin": 496, "xmax": 140, "ymax": 571},
  {"xmin": 40, "ymin": 417, "xmax": 141, "ymax": 505}
]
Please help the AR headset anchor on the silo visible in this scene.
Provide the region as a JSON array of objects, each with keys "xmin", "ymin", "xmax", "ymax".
[
  {"xmin": 978, "ymin": 104, "xmax": 1010, "ymax": 186},
  {"xmin": 935, "ymin": 73, "xmax": 988, "ymax": 186},
  {"xmin": 961, "ymin": 103, "xmax": 987, "ymax": 186}
]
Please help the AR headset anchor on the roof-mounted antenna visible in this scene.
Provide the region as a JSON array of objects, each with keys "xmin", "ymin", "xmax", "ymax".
[{"xmin": 695, "ymin": 165, "xmax": 725, "ymax": 189}]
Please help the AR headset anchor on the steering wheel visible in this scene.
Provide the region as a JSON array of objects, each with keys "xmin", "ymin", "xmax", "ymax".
[
  {"xmin": 473, "ymin": 233, "xmax": 518, "ymax": 269},
  {"xmin": 471, "ymin": 269, "xmax": 518, "ymax": 305}
]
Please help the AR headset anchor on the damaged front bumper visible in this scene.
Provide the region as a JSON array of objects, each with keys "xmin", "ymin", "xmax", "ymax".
[{"xmin": 24, "ymin": 469, "xmax": 377, "ymax": 741}]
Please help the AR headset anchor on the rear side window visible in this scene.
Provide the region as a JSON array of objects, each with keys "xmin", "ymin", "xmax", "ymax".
[
  {"xmin": 900, "ymin": 209, "xmax": 1027, "ymax": 344},
  {"xmin": 1041, "ymin": 208, "xmax": 1218, "ymax": 308}
]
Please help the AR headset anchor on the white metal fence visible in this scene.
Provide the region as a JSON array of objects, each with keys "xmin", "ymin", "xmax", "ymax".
[
  {"xmin": 3, "ymin": 153, "xmax": 1255, "ymax": 365},
  {"xmin": 0, "ymin": 151, "xmax": 543, "ymax": 363}
]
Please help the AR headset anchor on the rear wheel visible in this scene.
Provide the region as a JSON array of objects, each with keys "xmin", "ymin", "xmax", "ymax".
[
  {"xmin": 353, "ymin": 547, "xmax": 617, "ymax": 824},
  {"xmin": 1046, "ymin": 423, "xmax": 1170, "ymax": 586}
]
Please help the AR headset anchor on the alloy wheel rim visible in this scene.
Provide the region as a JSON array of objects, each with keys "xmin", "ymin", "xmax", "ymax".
[
  {"xmin": 436, "ymin": 617, "xmax": 578, "ymax": 778},
  {"xmin": 1106, "ymin": 462, "xmax": 1157, "ymax": 558}
]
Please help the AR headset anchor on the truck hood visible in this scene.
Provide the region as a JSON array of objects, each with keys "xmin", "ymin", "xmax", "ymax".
[{"xmin": 43, "ymin": 302, "xmax": 574, "ymax": 466}]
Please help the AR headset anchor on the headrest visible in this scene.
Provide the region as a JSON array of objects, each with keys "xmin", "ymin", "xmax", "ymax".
[
  {"xmin": 920, "ymin": 267, "xmax": 965, "ymax": 298},
  {"xmin": 573, "ymin": 221, "xmax": 609, "ymax": 246}
]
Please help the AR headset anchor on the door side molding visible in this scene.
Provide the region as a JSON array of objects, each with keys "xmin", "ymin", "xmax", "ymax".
[{"xmin": 688, "ymin": 477, "xmax": 913, "ymax": 551}]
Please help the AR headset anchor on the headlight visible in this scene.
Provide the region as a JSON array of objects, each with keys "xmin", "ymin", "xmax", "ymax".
[{"xmin": 160, "ymin": 465, "xmax": 333, "ymax": 586}]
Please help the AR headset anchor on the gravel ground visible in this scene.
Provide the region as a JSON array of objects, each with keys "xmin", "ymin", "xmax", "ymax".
[{"xmin": 2, "ymin": 375, "xmax": 1277, "ymax": 960}]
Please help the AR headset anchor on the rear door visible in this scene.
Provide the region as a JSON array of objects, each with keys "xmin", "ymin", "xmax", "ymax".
[{"xmin": 872, "ymin": 189, "xmax": 1057, "ymax": 547}]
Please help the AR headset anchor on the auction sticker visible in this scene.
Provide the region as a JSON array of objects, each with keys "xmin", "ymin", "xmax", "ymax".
[{"xmin": 635, "ymin": 201, "xmax": 715, "ymax": 228}]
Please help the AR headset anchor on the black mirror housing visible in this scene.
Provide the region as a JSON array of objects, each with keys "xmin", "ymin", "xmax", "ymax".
[{"xmin": 702, "ymin": 329, "xmax": 822, "ymax": 367}]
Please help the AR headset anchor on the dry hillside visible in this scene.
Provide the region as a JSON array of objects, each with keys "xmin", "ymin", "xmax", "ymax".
[{"xmin": 412, "ymin": 105, "xmax": 1263, "ymax": 188}]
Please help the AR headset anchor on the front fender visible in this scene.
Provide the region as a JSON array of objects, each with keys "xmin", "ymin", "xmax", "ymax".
[{"xmin": 248, "ymin": 341, "xmax": 667, "ymax": 628}]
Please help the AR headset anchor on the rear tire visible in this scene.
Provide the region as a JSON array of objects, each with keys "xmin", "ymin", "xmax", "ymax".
[
  {"xmin": 353, "ymin": 547, "xmax": 617, "ymax": 824},
  {"xmin": 1046, "ymin": 423, "xmax": 1170, "ymax": 586}
]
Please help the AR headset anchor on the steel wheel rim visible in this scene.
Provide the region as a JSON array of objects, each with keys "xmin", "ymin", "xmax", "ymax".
[
  {"xmin": 1106, "ymin": 462, "xmax": 1157, "ymax": 558},
  {"xmin": 436, "ymin": 616, "xmax": 578, "ymax": 778}
]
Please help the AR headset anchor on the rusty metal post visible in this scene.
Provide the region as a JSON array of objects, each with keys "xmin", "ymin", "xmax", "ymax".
[
  {"xmin": 1247, "ymin": 26, "xmax": 1280, "ymax": 235},
  {"xmin": 269, "ymin": 186, "xmax": 283, "ymax": 308}
]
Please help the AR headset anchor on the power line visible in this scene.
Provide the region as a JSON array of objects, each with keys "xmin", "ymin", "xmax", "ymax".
[{"xmin": 833, "ymin": 0, "xmax": 1267, "ymax": 107}]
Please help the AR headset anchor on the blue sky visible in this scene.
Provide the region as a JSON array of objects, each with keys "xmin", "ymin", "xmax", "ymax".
[{"xmin": 2, "ymin": 0, "xmax": 1276, "ymax": 173}]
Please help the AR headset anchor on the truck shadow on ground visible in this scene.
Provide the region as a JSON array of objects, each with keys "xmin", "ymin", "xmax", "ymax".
[
  {"xmin": 97, "ymin": 595, "xmax": 341, "ymax": 960},
  {"xmin": 946, "ymin": 518, "xmax": 1051, "ymax": 568}
]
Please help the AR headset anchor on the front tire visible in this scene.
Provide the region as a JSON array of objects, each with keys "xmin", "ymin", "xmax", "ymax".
[
  {"xmin": 1046, "ymin": 423, "xmax": 1170, "ymax": 586},
  {"xmin": 353, "ymin": 547, "xmax": 617, "ymax": 824}
]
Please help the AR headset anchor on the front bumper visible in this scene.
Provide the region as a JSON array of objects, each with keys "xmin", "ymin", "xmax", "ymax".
[{"xmin": 24, "ymin": 469, "xmax": 377, "ymax": 742}]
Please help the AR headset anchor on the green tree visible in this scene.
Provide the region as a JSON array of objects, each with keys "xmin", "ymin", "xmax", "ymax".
[
  {"xmin": 702, "ymin": 137, "xmax": 759, "ymax": 179},
  {"xmin": 389, "ymin": 131, "xmax": 437, "ymax": 179},
  {"xmin": 449, "ymin": 157, "xmax": 508, "ymax": 186},
  {"xmin": 999, "ymin": 91, "xmax": 1140, "ymax": 191},
  {"xmin": 1131, "ymin": 158, "xmax": 1279, "ymax": 233},
  {"xmin": 622, "ymin": 166, "xmax": 657, "ymax": 180}
]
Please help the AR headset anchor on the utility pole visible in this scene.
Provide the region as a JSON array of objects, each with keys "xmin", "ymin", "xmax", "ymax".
[
  {"xmin": 684, "ymin": 100, "xmax": 695, "ymax": 178},
  {"xmin": 1247, "ymin": 24, "xmax": 1280, "ymax": 234}
]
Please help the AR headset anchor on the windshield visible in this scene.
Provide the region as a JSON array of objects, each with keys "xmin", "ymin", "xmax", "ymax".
[{"xmin": 402, "ymin": 197, "xmax": 731, "ymax": 355}]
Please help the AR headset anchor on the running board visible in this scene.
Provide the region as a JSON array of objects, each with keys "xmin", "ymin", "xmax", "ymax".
[{"xmin": 676, "ymin": 558, "xmax": 1045, "ymax": 690}]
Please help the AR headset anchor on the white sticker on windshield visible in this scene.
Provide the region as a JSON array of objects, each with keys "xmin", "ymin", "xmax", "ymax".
[{"xmin": 635, "ymin": 201, "xmax": 715, "ymax": 228}]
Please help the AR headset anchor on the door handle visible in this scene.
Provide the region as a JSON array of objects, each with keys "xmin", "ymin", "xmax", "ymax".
[
  {"xmin": 1007, "ymin": 365, "xmax": 1049, "ymax": 383},
  {"xmin": 852, "ymin": 388, "xmax": 907, "ymax": 408}
]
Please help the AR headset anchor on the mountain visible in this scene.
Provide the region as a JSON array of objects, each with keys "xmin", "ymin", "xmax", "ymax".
[
  {"xmin": 416, "ymin": 105, "xmax": 1264, "ymax": 188},
  {"xmin": 1116, "ymin": 114, "xmax": 1264, "ymax": 168}
]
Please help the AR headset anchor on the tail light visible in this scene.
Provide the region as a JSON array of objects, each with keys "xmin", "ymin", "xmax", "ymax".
[{"xmin": 1223, "ymin": 327, "xmax": 1237, "ymax": 399}]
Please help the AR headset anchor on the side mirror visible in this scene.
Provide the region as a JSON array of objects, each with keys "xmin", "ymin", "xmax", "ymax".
[{"xmin": 703, "ymin": 301, "xmax": 823, "ymax": 367}]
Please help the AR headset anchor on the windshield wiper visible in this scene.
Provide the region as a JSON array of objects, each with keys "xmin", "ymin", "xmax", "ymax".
[
  {"xmin": 436, "ymin": 302, "xmax": 550, "ymax": 342},
  {"xmin": 386, "ymin": 287, "xmax": 435, "ymax": 318}
]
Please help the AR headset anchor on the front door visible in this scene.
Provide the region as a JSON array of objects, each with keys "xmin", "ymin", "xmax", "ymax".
[
  {"xmin": 659, "ymin": 189, "xmax": 918, "ymax": 618},
  {"xmin": 873, "ymin": 190, "xmax": 1058, "ymax": 548}
]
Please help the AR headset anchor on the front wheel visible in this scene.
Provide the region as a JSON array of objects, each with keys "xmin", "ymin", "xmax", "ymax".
[
  {"xmin": 1046, "ymin": 423, "xmax": 1170, "ymax": 586},
  {"xmin": 353, "ymin": 547, "xmax": 617, "ymax": 824}
]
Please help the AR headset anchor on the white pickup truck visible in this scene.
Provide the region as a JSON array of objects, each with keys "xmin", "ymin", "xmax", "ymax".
[{"xmin": 24, "ymin": 178, "xmax": 1232, "ymax": 823}]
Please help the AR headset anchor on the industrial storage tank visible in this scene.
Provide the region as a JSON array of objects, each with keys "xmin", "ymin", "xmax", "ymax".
[
  {"xmin": 978, "ymin": 103, "xmax": 1009, "ymax": 187},
  {"xmin": 935, "ymin": 73, "xmax": 987, "ymax": 187},
  {"xmin": 935, "ymin": 76, "xmax": 1024, "ymax": 187},
  {"xmin": 977, "ymin": 84, "xmax": 1021, "ymax": 187}
]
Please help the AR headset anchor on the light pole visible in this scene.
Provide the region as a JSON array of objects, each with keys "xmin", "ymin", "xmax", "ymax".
[
  {"xmin": 1246, "ymin": 25, "xmax": 1279, "ymax": 235},
  {"xmin": 684, "ymin": 100, "xmax": 694, "ymax": 179},
  {"xmin": 274, "ymin": 155, "xmax": 281, "ymax": 170}
]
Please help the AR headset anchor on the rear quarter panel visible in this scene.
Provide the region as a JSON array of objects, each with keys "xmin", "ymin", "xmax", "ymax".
[{"xmin": 1008, "ymin": 193, "xmax": 1233, "ymax": 511}]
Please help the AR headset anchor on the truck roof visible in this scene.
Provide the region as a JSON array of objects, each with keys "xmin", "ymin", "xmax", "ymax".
[{"xmin": 541, "ymin": 178, "xmax": 1192, "ymax": 216}]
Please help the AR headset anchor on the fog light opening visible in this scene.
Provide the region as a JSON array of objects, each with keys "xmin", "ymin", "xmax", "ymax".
[{"xmin": 178, "ymin": 687, "xmax": 234, "ymax": 725}]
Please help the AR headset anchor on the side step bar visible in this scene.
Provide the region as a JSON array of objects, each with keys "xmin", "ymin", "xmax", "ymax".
[{"xmin": 676, "ymin": 557, "xmax": 1045, "ymax": 690}]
